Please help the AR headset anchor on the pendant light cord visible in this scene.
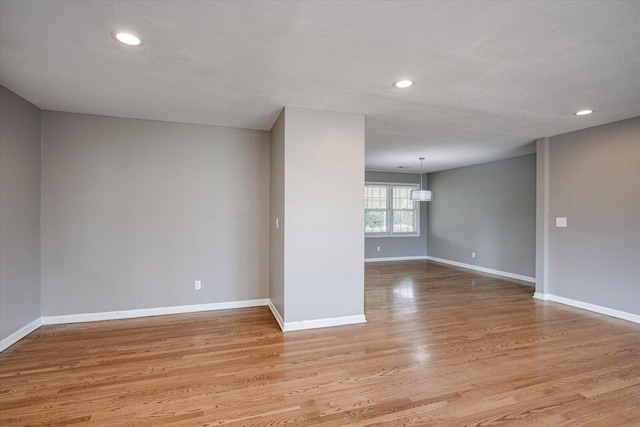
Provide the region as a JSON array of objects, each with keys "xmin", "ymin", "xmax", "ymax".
[{"xmin": 419, "ymin": 157, "xmax": 424, "ymax": 190}]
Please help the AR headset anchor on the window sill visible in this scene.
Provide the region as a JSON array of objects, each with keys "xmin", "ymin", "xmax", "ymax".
[{"xmin": 365, "ymin": 234, "xmax": 420, "ymax": 238}]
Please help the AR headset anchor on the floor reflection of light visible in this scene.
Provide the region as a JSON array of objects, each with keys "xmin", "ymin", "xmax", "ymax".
[
  {"xmin": 393, "ymin": 279, "xmax": 415, "ymax": 299},
  {"xmin": 412, "ymin": 343, "xmax": 431, "ymax": 364}
]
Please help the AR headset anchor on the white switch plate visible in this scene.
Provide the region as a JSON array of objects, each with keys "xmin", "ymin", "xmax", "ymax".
[
  {"xmin": 556, "ymin": 217, "xmax": 567, "ymax": 227},
  {"xmin": 195, "ymin": 280, "xmax": 201, "ymax": 290},
  {"xmin": 471, "ymin": 251, "xmax": 476, "ymax": 258},
  {"xmin": 377, "ymin": 246, "xmax": 381, "ymax": 252}
]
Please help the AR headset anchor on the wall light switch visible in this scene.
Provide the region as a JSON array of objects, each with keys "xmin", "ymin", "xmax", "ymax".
[
  {"xmin": 556, "ymin": 217, "xmax": 567, "ymax": 228},
  {"xmin": 376, "ymin": 246, "xmax": 381, "ymax": 252},
  {"xmin": 195, "ymin": 280, "xmax": 202, "ymax": 290},
  {"xmin": 275, "ymin": 218, "xmax": 279, "ymax": 229}
]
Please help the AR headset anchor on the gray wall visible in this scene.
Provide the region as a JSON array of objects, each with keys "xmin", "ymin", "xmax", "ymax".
[
  {"xmin": 0, "ymin": 86, "xmax": 41, "ymax": 340},
  {"xmin": 546, "ymin": 117, "xmax": 639, "ymax": 314},
  {"xmin": 427, "ymin": 154, "xmax": 536, "ymax": 278},
  {"xmin": 283, "ymin": 107, "xmax": 365, "ymax": 322},
  {"xmin": 41, "ymin": 111, "xmax": 270, "ymax": 316},
  {"xmin": 269, "ymin": 109, "xmax": 285, "ymax": 318},
  {"xmin": 364, "ymin": 171, "xmax": 427, "ymax": 259}
]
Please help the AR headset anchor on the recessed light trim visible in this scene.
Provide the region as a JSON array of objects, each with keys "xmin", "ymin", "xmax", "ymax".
[
  {"xmin": 114, "ymin": 32, "xmax": 142, "ymax": 46},
  {"xmin": 575, "ymin": 109, "xmax": 593, "ymax": 116},
  {"xmin": 393, "ymin": 80, "xmax": 414, "ymax": 89}
]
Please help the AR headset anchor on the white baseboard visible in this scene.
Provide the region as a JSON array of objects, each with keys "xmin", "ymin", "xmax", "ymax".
[
  {"xmin": 532, "ymin": 293, "xmax": 640, "ymax": 324},
  {"xmin": 282, "ymin": 314, "xmax": 367, "ymax": 332},
  {"xmin": 267, "ymin": 300, "xmax": 285, "ymax": 330},
  {"xmin": 40, "ymin": 299, "xmax": 270, "ymax": 325},
  {"xmin": 2, "ymin": 298, "xmax": 365, "ymax": 351},
  {"xmin": 268, "ymin": 299, "xmax": 366, "ymax": 332},
  {"xmin": 365, "ymin": 255, "xmax": 428, "ymax": 263},
  {"xmin": 425, "ymin": 256, "xmax": 535, "ymax": 284},
  {"xmin": 1, "ymin": 318, "xmax": 42, "ymax": 352}
]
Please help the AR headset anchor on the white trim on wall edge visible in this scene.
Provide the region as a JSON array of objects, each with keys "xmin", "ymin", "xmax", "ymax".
[
  {"xmin": 426, "ymin": 256, "xmax": 535, "ymax": 284},
  {"xmin": 533, "ymin": 293, "xmax": 640, "ymax": 324},
  {"xmin": 40, "ymin": 299, "xmax": 270, "ymax": 325},
  {"xmin": 2, "ymin": 299, "xmax": 368, "ymax": 351},
  {"xmin": 282, "ymin": 314, "xmax": 367, "ymax": 332},
  {"xmin": 267, "ymin": 300, "xmax": 285, "ymax": 330},
  {"xmin": 1, "ymin": 318, "xmax": 42, "ymax": 352},
  {"xmin": 365, "ymin": 256, "xmax": 428, "ymax": 263},
  {"xmin": 268, "ymin": 300, "xmax": 366, "ymax": 332}
]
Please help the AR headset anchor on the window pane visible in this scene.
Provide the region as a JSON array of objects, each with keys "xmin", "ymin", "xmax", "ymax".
[
  {"xmin": 365, "ymin": 185, "xmax": 388, "ymax": 209},
  {"xmin": 365, "ymin": 210, "xmax": 387, "ymax": 233},
  {"xmin": 393, "ymin": 186, "xmax": 415, "ymax": 210},
  {"xmin": 393, "ymin": 210, "xmax": 415, "ymax": 233}
]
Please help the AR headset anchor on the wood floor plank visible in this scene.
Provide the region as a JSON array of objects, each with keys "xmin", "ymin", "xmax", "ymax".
[{"xmin": 1, "ymin": 260, "xmax": 639, "ymax": 426}]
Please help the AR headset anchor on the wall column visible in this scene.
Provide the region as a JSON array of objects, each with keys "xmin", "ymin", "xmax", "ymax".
[
  {"xmin": 535, "ymin": 137, "xmax": 550, "ymax": 298},
  {"xmin": 269, "ymin": 107, "xmax": 366, "ymax": 331}
]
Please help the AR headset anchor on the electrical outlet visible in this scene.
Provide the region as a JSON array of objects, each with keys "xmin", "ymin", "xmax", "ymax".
[
  {"xmin": 471, "ymin": 251, "xmax": 476, "ymax": 258},
  {"xmin": 194, "ymin": 280, "xmax": 201, "ymax": 290},
  {"xmin": 377, "ymin": 246, "xmax": 381, "ymax": 252}
]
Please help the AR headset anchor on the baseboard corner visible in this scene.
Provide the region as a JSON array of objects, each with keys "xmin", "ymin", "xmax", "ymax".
[
  {"xmin": 267, "ymin": 300, "xmax": 285, "ymax": 331},
  {"xmin": 0, "ymin": 317, "xmax": 42, "ymax": 352}
]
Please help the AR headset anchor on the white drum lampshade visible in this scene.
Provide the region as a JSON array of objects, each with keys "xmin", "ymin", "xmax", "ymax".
[{"xmin": 411, "ymin": 157, "xmax": 433, "ymax": 202}]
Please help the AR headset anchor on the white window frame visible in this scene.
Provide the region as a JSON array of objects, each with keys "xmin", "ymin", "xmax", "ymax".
[{"xmin": 365, "ymin": 182, "xmax": 420, "ymax": 238}]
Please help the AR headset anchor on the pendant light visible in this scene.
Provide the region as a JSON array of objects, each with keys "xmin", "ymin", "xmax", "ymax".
[{"xmin": 410, "ymin": 157, "xmax": 433, "ymax": 201}]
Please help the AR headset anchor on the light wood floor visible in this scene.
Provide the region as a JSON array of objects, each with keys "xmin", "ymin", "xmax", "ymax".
[{"xmin": 1, "ymin": 261, "xmax": 639, "ymax": 426}]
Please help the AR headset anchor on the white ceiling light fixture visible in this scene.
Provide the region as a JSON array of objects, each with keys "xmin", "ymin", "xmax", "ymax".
[
  {"xmin": 574, "ymin": 109, "xmax": 593, "ymax": 116},
  {"xmin": 393, "ymin": 80, "xmax": 414, "ymax": 89},
  {"xmin": 410, "ymin": 157, "xmax": 433, "ymax": 202},
  {"xmin": 114, "ymin": 32, "xmax": 142, "ymax": 46}
]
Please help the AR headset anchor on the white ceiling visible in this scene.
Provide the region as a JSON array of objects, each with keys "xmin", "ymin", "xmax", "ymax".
[{"xmin": 1, "ymin": 1, "xmax": 639, "ymax": 172}]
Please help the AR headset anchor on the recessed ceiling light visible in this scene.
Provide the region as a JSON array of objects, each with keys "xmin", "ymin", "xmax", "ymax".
[
  {"xmin": 114, "ymin": 32, "xmax": 142, "ymax": 46},
  {"xmin": 574, "ymin": 109, "xmax": 593, "ymax": 116},
  {"xmin": 393, "ymin": 80, "xmax": 414, "ymax": 89}
]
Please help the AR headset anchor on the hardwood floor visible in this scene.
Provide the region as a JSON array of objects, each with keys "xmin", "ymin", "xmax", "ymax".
[{"xmin": 1, "ymin": 260, "xmax": 639, "ymax": 426}]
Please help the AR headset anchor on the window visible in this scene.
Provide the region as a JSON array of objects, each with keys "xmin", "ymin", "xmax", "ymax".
[{"xmin": 365, "ymin": 183, "xmax": 419, "ymax": 236}]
